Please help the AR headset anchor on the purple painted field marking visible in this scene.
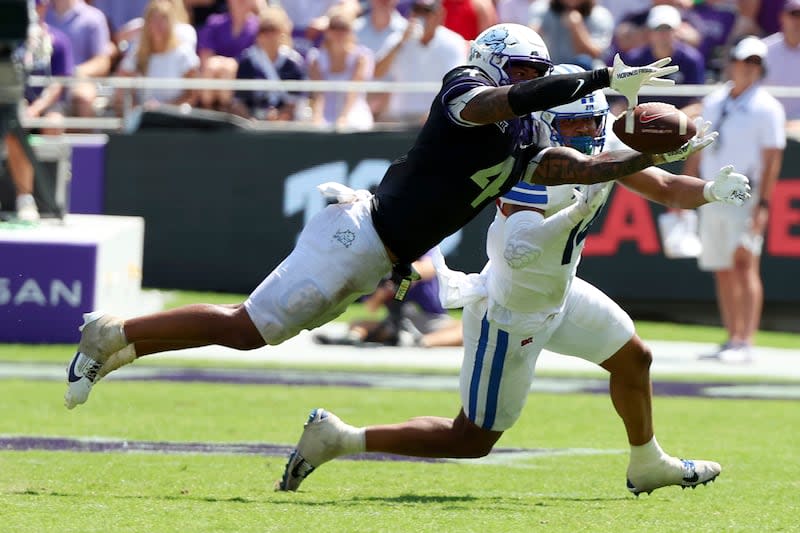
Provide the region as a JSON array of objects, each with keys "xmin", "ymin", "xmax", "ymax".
[
  {"xmin": 2, "ymin": 362, "xmax": 799, "ymax": 400},
  {"xmin": 0, "ymin": 435, "xmax": 605, "ymax": 463}
]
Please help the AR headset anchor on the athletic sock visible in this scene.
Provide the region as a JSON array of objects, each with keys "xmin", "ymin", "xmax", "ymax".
[
  {"xmin": 629, "ymin": 435, "xmax": 669, "ymax": 466},
  {"xmin": 342, "ymin": 426, "xmax": 366, "ymax": 455}
]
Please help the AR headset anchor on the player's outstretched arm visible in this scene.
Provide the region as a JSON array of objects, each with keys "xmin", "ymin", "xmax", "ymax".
[
  {"xmin": 523, "ymin": 146, "xmax": 659, "ymax": 186},
  {"xmin": 460, "ymin": 69, "xmax": 610, "ymax": 124},
  {"xmin": 459, "ymin": 56, "xmax": 677, "ymax": 125},
  {"xmin": 620, "ymin": 165, "xmax": 750, "ymax": 208}
]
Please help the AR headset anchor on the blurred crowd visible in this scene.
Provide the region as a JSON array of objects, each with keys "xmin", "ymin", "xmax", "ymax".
[{"xmin": 19, "ymin": 0, "xmax": 800, "ymax": 128}]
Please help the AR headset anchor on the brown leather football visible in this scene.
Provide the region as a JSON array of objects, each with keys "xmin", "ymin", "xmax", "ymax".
[{"xmin": 611, "ymin": 102, "xmax": 696, "ymax": 154}]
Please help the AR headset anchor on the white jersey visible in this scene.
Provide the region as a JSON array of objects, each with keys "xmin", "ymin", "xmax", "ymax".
[{"xmin": 484, "ymin": 179, "xmax": 611, "ymax": 332}]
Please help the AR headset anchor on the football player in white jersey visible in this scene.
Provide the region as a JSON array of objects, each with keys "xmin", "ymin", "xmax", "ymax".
[{"xmin": 275, "ymin": 65, "xmax": 752, "ymax": 496}]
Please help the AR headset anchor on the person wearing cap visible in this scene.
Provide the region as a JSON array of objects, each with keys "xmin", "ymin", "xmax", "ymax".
[
  {"xmin": 623, "ymin": 4, "xmax": 705, "ymax": 109},
  {"xmin": 763, "ymin": 0, "xmax": 800, "ymax": 126},
  {"xmin": 684, "ymin": 35, "xmax": 786, "ymax": 364},
  {"xmin": 3, "ymin": 0, "xmax": 74, "ymax": 222}
]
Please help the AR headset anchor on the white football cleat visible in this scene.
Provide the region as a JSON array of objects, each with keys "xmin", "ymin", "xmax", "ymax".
[
  {"xmin": 699, "ymin": 342, "xmax": 753, "ymax": 364},
  {"xmin": 627, "ymin": 457, "xmax": 722, "ymax": 496},
  {"xmin": 64, "ymin": 311, "xmax": 128, "ymax": 409},
  {"xmin": 275, "ymin": 408, "xmax": 352, "ymax": 492},
  {"xmin": 716, "ymin": 344, "xmax": 754, "ymax": 364}
]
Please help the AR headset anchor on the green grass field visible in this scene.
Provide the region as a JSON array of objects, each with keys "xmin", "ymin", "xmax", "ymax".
[
  {"xmin": 2, "ymin": 380, "xmax": 799, "ymax": 532},
  {"xmin": 1, "ymin": 291, "xmax": 799, "ymax": 532}
]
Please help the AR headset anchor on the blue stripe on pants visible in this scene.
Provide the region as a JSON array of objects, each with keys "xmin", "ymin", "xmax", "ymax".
[
  {"xmin": 468, "ymin": 313, "xmax": 490, "ymax": 424},
  {"xmin": 482, "ymin": 328, "xmax": 509, "ymax": 429}
]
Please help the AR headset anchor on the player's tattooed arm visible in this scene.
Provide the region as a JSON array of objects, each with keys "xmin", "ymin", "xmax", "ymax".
[
  {"xmin": 459, "ymin": 86, "xmax": 517, "ymax": 124},
  {"xmin": 526, "ymin": 147, "xmax": 657, "ymax": 186}
]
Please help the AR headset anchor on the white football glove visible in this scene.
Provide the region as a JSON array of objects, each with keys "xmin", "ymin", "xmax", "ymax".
[
  {"xmin": 609, "ymin": 53, "xmax": 679, "ymax": 109},
  {"xmin": 704, "ymin": 165, "xmax": 751, "ymax": 206},
  {"xmin": 656, "ymin": 116, "xmax": 718, "ymax": 163}
]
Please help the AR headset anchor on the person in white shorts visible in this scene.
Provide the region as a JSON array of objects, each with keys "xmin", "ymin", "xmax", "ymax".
[
  {"xmin": 277, "ymin": 66, "xmax": 752, "ymax": 496},
  {"xmin": 684, "ymin": 36, "xmax": 786, "ymax": 364}
]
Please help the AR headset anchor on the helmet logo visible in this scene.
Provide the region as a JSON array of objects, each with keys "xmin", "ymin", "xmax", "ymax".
[{"xmin": 477, "ymin": 27, "xmax": 511, "ymax": 56}]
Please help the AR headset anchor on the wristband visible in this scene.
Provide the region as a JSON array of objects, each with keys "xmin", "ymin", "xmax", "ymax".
[
  {"xmin": 702, "ymin": 181, "xmax": 716, "ymax": 203},
  {"xmin": 758, "ymin": 198, "xmax": 769, "ymax": 209}
]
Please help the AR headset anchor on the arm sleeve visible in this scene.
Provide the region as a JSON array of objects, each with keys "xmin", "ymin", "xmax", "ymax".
[{"xmin": 507, "ymin": 68, "xmax": 611, "ymax": 116}]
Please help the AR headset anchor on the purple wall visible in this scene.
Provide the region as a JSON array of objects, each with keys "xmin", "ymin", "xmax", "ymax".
[
  {"xmin": 0, "ymin": 241, "xmax": 96, "ymax": 343},
  {"xmin": 69, "ymin": 139, "xmax": 106, "ymax": 215}
]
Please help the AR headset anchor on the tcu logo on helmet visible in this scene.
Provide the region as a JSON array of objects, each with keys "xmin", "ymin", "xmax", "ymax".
[{"xmin": 476, "ymin": 27, "xmax": 510, "ymax": 55}]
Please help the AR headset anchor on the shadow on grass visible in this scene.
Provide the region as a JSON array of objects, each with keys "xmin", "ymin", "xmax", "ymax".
[
  {"xmin": 11, "ymin": 488, "xmax": 258, "ymax": 504},
  {"xmin": 11, "ymin": 488, "xmax": 632, "ymax": 506},
  {"xmin": 345, "ymin": 493, "xmax": 631, "ymax": 505}
]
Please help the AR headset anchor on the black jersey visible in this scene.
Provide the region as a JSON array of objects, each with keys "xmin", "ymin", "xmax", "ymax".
[{"xmin": 371, "ymin": 67, "xmax": 546, "ymax": 264}]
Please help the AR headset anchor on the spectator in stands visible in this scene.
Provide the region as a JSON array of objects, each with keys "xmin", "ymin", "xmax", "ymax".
[
  {"xmin": 684, "ymin": 36, "xmax": 786, "ymax": 363},
  {"xmin": 184, "ymin": 0, "xmax": 227, "ymax": 27},
  {"xmin": 3, "ymin": 0, "xmax": 74, "ymax": 222},
  {"xmin": 356, "ymin": 0, "xmax": 409, "ymax": 53},
  {"xmin": 196, "ymin": 0, "xmax": 260, "ymax": 111},
  {"xmin": 89, "ymin": 0, "xmax": 150, "ymax": 38},
  {"xmin": 442, "ymin": 0, "xmax": 498, "ymax": 40},
  {"xmin": 375, "ymin": 0, "xmax": 466, "ymax": 124},
  {"xmin": 312, "ymin": 252, "xmax": 463, "ymax": 348},
  {"xmin": 114, "ymin": 0, "xmax": 197, "ymax": 50},
  {"xmin": 495, "ymin": 0, "xmax": 540, "ymax": 26},
  {"xmin": 739, "ymin": 0, "xmax": 785, "ymax": 37},
  {"xmin": 600, "ymin": 0, "xmax": 646, "ymax": 25},
  {"xmin": 682, "ymin": 0, "xmax": 738, "ymax": 81},
  {"xmin": 624, "ymin": 5, "xmax": 705, "ymax": 108},
  {"xmin": 231, "ymin": 5, "xmax": 308, "ymax": 121},
  {"xmin": 529, "ymin": 0, "xmax": 614, "ymax": 69},
  {"xmin": 281, "ymin": 0, "xmax": 362, "ymax": 57},
  {"xmin": 608, "ymin": 1, "xmax": 701, "ymax": 67},
  {"xmin": 115, "ymin": 0, "xmax": 197, "ymax": 69},
  {"xmin": 763, "ymin": 0, "xmax": 800, "ymax": 127},
  {"xmin": 354, "ymin": 0, "xmax": 409, "ymax": 118},
  {"xmin": 46, "ymin": 0, "xmax": 116, "ymax": 119},
  {"xmin": 307, "ymin": 6, "xmax": 375, "ymax": 130},
  {"xmin": 115, "ymin": 0, "xmax": 200, "ymax": 108}
]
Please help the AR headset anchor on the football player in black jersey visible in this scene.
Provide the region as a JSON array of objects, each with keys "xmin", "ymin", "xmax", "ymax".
[{"xmin": 63, "ymin": 24, "xmax": 704, "ymax": 420}]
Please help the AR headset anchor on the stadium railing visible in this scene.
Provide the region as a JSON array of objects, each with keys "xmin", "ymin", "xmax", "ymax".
[{"xmin": 21, "ymin": 75, "xmax": 800, "ymax": 132}]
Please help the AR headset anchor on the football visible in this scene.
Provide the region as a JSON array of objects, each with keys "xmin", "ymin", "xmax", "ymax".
[{"xmin": 611, "ymin": 102, "xmax": 695, "ymax": 154}]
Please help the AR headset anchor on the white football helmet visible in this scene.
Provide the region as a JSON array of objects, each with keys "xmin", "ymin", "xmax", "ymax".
[
  {"xmin": 467, "ymin": 23, "xmax": 552, "ymax": 86},
  {"xmin": 538, "ymin": 64, "xmax": 609, "ymax": 155}
]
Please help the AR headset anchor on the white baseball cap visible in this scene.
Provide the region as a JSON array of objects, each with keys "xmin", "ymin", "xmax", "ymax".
[
  {"xmin": 731, "ymin": 36, "xmax": 768, "ymax": 61},
  {"xmin": 646, "ymin": 5, "xmax": 682, "ymax": 30}
]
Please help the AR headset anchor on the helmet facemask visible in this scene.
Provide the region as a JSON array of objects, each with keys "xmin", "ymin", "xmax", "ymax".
[{"xmin": 542, "ymin": 109, "xmax": 608, "ymax": 155}]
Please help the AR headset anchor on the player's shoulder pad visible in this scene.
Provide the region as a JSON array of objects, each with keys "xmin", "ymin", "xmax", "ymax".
[{"xmin": 443, "ymin": 66, "xmax": 495, "ymax": 86}]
